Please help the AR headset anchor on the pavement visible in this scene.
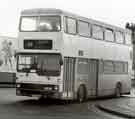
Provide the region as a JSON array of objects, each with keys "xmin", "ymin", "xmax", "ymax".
[
  {"xmin": 0, "ymin": 84, "xmax": 15, "ymax": 88},
  {"xmin": 97, "ymin": 88, "xmax": 135, "ymax": 118}
]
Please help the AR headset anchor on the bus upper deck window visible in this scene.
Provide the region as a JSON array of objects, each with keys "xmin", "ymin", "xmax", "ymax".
[{"xmin": 20, "ymin": 16, "xmax": 61, "ymax": 32}]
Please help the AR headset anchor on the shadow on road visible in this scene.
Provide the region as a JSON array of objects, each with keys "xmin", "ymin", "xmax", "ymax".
[
  {"xmin": 17, "ymin": 98, "xmax": 69, "ymax": 106},
  {"xmin": 13, "ymin": 96, "xmax": 117, "ymax": 107}
]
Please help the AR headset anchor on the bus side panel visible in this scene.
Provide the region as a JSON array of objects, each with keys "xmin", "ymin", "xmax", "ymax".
[
  {"xmin": 63, "ymin": 57, "xmax": 75, "ymax": 99},
  {"xmin": 98, "ymin": 75, "xmax": 130, "ymax": 96},
  {"xmin": 98, "ymin": 61, "xmax": 131, "ymax": 96}
]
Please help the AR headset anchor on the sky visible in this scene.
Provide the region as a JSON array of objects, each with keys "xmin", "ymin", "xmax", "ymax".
[{"xmin": 0, "ymin": 0, "xmax": 135, "ymax": 37}]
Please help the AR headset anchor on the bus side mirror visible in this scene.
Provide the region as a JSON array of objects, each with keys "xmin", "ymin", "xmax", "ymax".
[{"xmin": 59, "ymin": 59, "xmax": 63, "ymax": 65}]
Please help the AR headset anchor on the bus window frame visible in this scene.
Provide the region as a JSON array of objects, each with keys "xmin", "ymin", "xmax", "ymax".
[
  {"xmin": 125, "ymin": 33, "xmax": 132, "ymax": 45},
  {"xmin": 16, "ymin": 52, "xmax": 63, "ymax": 73},
  {"xmin": 103, "ymin": 60, "xmax": 128, "ymax": 74},
  {"xmin": 63, "ymin": 16, "xmax": 131, "ymax": 47},
  {"xmin": 77, "ymin": 20, "xmax": 91, "ymax": 38},
  {"xmin": 64, "ymin": 16, "xmax": 77, "ymax": 35},
  {"xmin": 104, "ymin": 28, "xmax": 115, "ymax": 43},
  {"xmin": 92, "ymin": 24, "xmax": 104, "ymax": 41},
  {"xmin": 115, "ymin": 31, "xmax": 125, "ymax": 44},
  {"xmin": 19, "ymin": 15, "xmax": 62, "ymax": 32}
]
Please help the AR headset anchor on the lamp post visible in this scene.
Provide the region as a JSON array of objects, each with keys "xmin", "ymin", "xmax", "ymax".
[{"xmin": 126, "ymin": 23, "xmax": 135, "ymax": 80}]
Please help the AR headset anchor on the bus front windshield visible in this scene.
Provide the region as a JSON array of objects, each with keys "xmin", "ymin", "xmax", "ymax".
[
  {"xmin": 20, "ymin": 16, "xmax": 61, "ymax": 32},
  {"xmin": 17, "ymin": 53, "xmax": 62, "ymax": 76}
]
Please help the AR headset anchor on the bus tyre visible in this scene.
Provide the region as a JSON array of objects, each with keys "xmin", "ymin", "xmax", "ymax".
[
  {"xmin": 115, "ymin": 83, "xmax": 122, "ymax": 98},
  {"xmin": 77, "ymin": 85, "xmax": 86, "ymax": 103},
  {"xmin": 38, "ymin": 96, "xmax": 45, "ymax": 101}
]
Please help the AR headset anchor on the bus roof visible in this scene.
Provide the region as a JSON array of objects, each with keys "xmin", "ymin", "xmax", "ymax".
[
  {"xmin": 21, "ymin": 8, "xmax": 63, "ymax": 16},
  {"xmin": 21, "ymin": 8, "xmax": 131, "ymax": 34},
  {"xmin": 16, "ymin": 49, "xmax": 61, "ymax": 54}
]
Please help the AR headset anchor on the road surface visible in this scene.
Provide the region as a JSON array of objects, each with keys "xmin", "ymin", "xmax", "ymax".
[{"xmin": 0, "ymin": 88, "xmax": 128, "ymax": 119}]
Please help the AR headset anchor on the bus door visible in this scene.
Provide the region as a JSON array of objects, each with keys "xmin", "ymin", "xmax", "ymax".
[
  {"xmin": 88, "ymin": 59, "xmax": 98, "ymax": 97},
  {"xmin": 75, "ymin": 58, "xmax": 98, "ymax": 98},
  {"xmin": 63, "ymin": 57, "xmax": 76, "ymax": 99}
]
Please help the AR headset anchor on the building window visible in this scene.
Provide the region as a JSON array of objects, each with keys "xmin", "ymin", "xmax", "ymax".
[
  {"xmin": 115, "ymin": 31, "xmax": 124, "ymax": 44},
  {"xmin": 65, "ymin": 17, "xmax": 76, "ymax": 34},
  {"xmin": 92, "ymin": 25, "xmax": 104, "ymax": 40},
  {"xmin": 78, "ymin": 21, "xmax": 90, "ymax": 37},
  {"xmin": 105, "ymin": 29, "xmax": 114, "ymax": 42}
]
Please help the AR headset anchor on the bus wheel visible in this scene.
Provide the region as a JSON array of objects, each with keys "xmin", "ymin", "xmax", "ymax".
[
  {"xmin": 115, "ymin": 83, "xmax": 122, "ymax": 97},
  {"xmin": 77, "ymin": 85, "xmax": 86, "ymax": 103}
]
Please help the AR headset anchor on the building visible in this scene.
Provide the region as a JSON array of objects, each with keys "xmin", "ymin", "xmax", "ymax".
[{"xmin": 0, "ymin": 36, "xmax": 17, "ymax": 84}]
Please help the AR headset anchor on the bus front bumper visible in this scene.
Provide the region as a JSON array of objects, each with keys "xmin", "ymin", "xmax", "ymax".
[{"xmin": 16, "ymin": 83, "xmax": 61, "ymax": 98}]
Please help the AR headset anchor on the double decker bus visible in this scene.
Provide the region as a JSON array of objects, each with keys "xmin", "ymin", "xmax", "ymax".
[{"xmin": 16, "ymin": 8, "xmax": 132, "ymax": 102}]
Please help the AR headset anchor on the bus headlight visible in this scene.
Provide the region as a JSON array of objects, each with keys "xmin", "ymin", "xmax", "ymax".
[
  {"xmin": 43, "ymin": 87, "xmax": 52, "ymax": 90},
  {"xmin": 54, "ymin": 85, "xmax": 58, "ymax": 90},
  {"xmin": 43, "ymin": 86, "xmax": 58, "ymax": 91},
  {"xmin": 16, "ymin": 84, "xmax": 20, "ymax": 88}
]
